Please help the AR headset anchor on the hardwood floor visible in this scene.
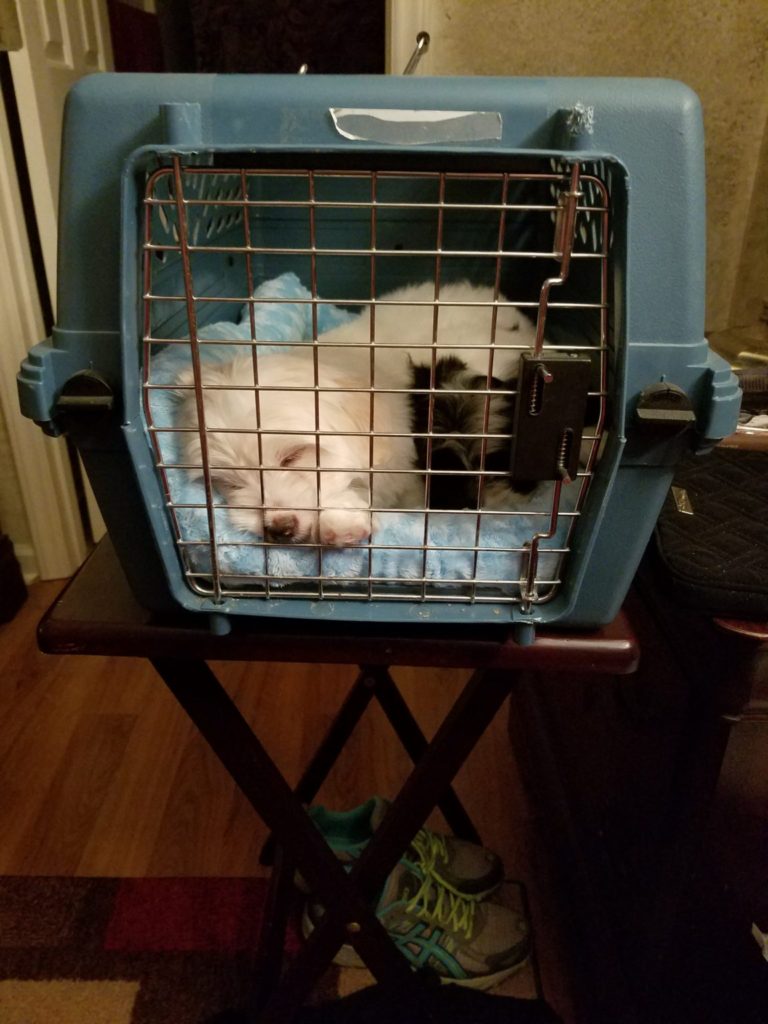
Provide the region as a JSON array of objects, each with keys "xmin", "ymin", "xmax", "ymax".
[{"xmin": 0, "ymin": 579, "xmax": 576, "ymax": 1020}]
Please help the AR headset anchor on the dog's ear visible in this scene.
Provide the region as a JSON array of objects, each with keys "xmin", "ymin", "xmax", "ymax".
[
  {"xmin": 409, "ymin": 355, "xmax": 468, "ymax": 390},
  {"xmin": 188, "ymin": 430, "xmax": 249, "ymax": 486},
  {"xmin": 174, "ymin": 365, "xmax": 195, "ymax": 391},
  {"xmin": 434, "ymin": 356, "xmax": 468, "ymax": 388},
  {"xmin": 408, "ymin": 362, "xmax": 433, "ymax": 444},
  {"xmin": 175, "ymin": 357, "xmax": 242, "ymax": 393},
  {"xmin": 469, "ymin": 373, "xmax": 509, "ymax": 391},
  {"xmin": 408, "ymin": 359, "xmax": 433, "ymax": 391},
  {"xmin": 430, "ymin": 439, "xmax": 473, "ymax": 472}
]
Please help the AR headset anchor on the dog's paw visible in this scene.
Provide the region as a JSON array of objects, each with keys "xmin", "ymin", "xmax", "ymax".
[{"xmin": 319, "ymin": 508, "xmax": 371, "ymax": 547}]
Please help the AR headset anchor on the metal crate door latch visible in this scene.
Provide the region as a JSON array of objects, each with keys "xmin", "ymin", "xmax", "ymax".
[
  {"xmin": 512, "ymin": 163, "xmax": 592, "ymax": 483},
  {"xmin": 511, "ymin": 353, "xmax": 592, "ymax": 483},
  {"xmin": 515, "ymin": 163, "xmax": 591, "ymax": 621}
]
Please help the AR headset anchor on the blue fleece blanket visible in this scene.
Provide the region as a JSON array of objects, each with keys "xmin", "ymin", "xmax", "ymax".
[{"xmin": 146, "ymin": 273, "xmax": 572, "ymax": 592}]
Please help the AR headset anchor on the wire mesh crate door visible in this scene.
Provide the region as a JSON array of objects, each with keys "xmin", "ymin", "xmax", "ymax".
[{"xmin": 141, "ymin": 159, "xmax": 610, "ymax": 607}]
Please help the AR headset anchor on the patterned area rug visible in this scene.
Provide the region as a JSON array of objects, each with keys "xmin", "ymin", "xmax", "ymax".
[{"xmin": 0, "ymin": 877, "xmax": 538, "ymax": 1022}]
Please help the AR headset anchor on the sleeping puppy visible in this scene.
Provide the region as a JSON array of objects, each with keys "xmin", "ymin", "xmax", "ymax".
[
  {"xmin": 174, "ymin": 351, "xmax": 421, "ymax": 547},
  {"xmin": 174, "ymin": 280, "xmax": 535, "ymax": 544}
]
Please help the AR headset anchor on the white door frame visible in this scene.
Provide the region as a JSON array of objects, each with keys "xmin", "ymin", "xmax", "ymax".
[
  {"xmin": 0, "ymin": 89, "xmax": 88, "ymax": 579},
  {"xmin": 0, "ymin": 0, "xmax": 114, "ymax": 575}
]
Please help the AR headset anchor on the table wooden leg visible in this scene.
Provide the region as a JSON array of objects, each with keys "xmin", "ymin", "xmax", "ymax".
[
  {"xmin": 150, "ymin": 658, "xmax": 517, "ymax": 1019},
  {"xmin": 249, "ymin": 844, "xmax": 295, "ymax": 1014},
  {"xmin": 259, "ymin": 668, "xmax": 376, "ymax": 866},
  {"xmin": 368, "ymin": 665, "xmax": 483, "ymax": 845},
  {"xmin": 150, "ymin": 657, "xmax": 414, "ymax": 1004},
  {"xmin": 350, "ymin": 669, "xmax": 515, "ymax": 904},
  {"xmin": 262, "ymin": 664, "xmax": 483, "ymax": 866}
]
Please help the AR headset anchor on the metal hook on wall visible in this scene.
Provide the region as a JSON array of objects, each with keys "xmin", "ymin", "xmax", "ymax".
[
  {"xmin": 403, "ymin": 31, "xmax": 430, "ymax": 75},
  {"xmin": 299, "ymin": 32, "xmax": 428, "ymax": 78}
]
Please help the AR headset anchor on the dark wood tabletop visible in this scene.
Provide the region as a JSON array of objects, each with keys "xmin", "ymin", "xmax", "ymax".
[{"xmin": 38, "ymin": 536, "xmax": 640, "ymax": 673}]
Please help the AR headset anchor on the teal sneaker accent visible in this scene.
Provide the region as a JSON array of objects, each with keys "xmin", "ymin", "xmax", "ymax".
[{"xmin": 307, "ymin": 796, "xmax": 504, "ymax": 900}]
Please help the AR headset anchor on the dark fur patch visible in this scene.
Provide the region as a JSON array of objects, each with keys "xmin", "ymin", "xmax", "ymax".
[{"xmin": 408, "ymin": 356, "xmax": 532, "ymax": 510}]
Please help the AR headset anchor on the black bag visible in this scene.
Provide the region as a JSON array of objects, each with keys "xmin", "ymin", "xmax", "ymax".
[
  {"xmin": 654, "ymin": 446, "xmax": 768, "ymax": 617},
  {"xmin": 0, "ymin": 534, "xmax": 27, "ymax": 624}
]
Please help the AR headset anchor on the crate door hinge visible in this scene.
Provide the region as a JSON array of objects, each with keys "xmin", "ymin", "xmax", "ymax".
[
  {"xmin": 635, "ymin": 382, "xmax": 696, "ymax": 438},
  {"xmin": 54, "ymin": 370, "xmax": 115, "ymax": 437}
]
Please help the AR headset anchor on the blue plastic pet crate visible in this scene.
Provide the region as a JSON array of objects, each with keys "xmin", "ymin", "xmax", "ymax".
[{"xmin": 18, "ymin": 74, "xmax": 740, "ymax": 639}]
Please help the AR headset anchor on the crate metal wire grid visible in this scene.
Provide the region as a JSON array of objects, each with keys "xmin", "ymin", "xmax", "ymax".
[{"xmin": 141, "ymin": 157, "xmax": 609, "ymax": 608}]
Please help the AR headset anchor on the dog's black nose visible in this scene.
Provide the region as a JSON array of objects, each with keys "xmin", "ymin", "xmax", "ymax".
[{"xmin": 265, "ymin": 512, "xmax": 298, "ymax": 541}]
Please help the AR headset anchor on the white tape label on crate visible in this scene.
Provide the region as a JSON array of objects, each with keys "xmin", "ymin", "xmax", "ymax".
[{"xmin": 329, "ymin": 108, "xmax": 502, "ymax": 145}]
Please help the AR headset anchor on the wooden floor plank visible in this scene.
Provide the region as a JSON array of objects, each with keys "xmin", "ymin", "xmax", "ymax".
[
  {"xmin": 13, "ymin": 712, "xmax": 136, "ymax": 875},
  {"xmin": 76, "ymin": 670, "xmax": 195, "ymax": 876}
]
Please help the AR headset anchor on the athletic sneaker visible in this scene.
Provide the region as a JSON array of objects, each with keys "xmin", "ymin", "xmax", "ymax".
[
  {"xmin": 302, "ymin": 858, "xmax": 530, "ymax": 990},
  {"xmin": 307, "ymin": 796, "xmax": 504, "ymax": 900}
]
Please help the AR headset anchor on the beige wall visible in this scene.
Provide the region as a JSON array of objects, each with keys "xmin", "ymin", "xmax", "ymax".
[
  {"xmin": 0, "ymin": 0, "xmax": 21, "ymax": 52},
  {"xmin": 429, "ymin": 0, "xmax": 768, "ymax": 335}
]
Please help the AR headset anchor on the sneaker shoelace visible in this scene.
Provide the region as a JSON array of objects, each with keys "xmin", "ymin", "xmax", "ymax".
[
  {"xmin": 409, "ymin": 828, "xmax": 449, "ymax": 871},
  {"xmin": 405, "ymin": 836, "xmax": 476, "ymax": 940},
  {"xmin": 405, "ymin": 869, "xmax": 476, "ymax": 940}
]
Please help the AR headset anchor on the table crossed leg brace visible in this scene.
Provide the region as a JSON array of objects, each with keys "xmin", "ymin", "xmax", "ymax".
[
  {"xmin": 152, "ymin": 657, "xmax": 516, "ymax": 1022},
  {"xmin": 261, "ymin": 664, "xmax": 483, "ymax": 865}
]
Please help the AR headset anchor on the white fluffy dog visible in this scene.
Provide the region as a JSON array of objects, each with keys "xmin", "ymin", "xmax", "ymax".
[{"xmin": 176, "ymin": 281, "xmax": 535, "ymax": 546}]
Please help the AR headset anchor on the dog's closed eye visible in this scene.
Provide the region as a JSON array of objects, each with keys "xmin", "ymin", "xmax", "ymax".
[{"xmin": 278, "ymin": 445, "xmax": 313, "ymax": 468}]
